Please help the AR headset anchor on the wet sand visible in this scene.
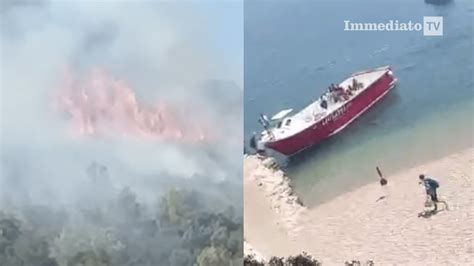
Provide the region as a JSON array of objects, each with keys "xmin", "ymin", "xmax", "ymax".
[{"xmin": 244, "ymin": 148, "xmax": 474, "ymax": 265}]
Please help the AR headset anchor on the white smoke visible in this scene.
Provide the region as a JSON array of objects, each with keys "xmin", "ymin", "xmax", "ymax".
[{"xmin": 0, "ymin": 1, "xmax": 243, "ymax": 206}]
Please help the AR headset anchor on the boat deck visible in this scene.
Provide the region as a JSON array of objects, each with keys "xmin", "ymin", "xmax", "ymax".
[{"xmin": 262, "ymin": 67, "xmax": 389, "ymax": 141}]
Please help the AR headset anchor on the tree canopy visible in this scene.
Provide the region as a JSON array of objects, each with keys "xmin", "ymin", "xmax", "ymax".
[{"xmin": 1, "ymin": 186, "xmax": 242, "ymax": 266}]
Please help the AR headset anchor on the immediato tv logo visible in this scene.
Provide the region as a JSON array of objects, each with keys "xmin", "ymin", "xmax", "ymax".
[{"xmin": 344, "ymin": 16, "xmax": 443, "ymax": 36}]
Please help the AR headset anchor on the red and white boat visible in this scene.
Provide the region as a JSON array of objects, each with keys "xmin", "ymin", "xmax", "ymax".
[{"xmin": 253, "ymin": 66, "xmax": 398, "ymax": 156}]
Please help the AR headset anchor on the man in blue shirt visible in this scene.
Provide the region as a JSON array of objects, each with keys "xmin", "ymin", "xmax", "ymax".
[{"xmin": 419, "ymin": 174, "xmax": 440, "ymax": 211}]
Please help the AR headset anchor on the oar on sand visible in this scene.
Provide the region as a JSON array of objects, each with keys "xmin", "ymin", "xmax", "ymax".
[{"xmin": 376, "ymin": 166, "xmax": 387, "ymax": 186}]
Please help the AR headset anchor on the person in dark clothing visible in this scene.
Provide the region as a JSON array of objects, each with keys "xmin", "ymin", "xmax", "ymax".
[
  {"xmin": 320, "ymin": 99, "xmax": 328, "ymax": 109},
  {"xmin": 419, "ymin": 174, "xmax": 440, "ymax": 211},
  {"xmin": 352, "ymin": 78, "xmax": 358, "ymax": 90}
]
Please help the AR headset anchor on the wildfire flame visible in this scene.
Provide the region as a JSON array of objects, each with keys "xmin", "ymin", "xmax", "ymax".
[{"xmin": 56, "ymin": 68, "xmax": 209, "ymax": 142}]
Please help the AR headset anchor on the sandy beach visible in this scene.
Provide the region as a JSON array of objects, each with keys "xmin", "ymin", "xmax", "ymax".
[{"xmin": 244, "ymin": 148, "xmax": 474, "ymax": 265}]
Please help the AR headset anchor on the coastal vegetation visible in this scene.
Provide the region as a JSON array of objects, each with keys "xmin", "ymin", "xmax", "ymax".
[
  {"xmin": 244, "ymin": 254, "xmax": 375, "ymax": 266},
  {"xmin": 244, "ymin": 253, "xmax": 321, "ymax": 266}
]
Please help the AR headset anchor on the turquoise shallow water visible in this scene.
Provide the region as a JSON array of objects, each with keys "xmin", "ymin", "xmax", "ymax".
[
  {"xmin": 288, "ymin": 99, "xmax": 473, "ymax": 205},
  {"xmin": 244, "ymin": 0, "xmax": 474, "ymax": 206}
]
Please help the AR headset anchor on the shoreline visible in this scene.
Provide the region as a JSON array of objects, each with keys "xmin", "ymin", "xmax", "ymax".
[
  {"xmin": 244, "ymin": 155, "xmax": 308, "ymax": 258},
  {"xmin": 244, "ymin": 147, "xmax": 474, "ymax": 264},
  {"xmin": 244, "ymin": 155, "xmax": 307, "ymax": 235},
  {"xmin": 297, "ymin": 141, "xmax": 474, "ymax": 208}
]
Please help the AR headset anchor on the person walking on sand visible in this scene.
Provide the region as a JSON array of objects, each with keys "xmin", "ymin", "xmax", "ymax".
[{"xmin": 419, "ymin": 174, "xmax": 440, "ymax": 211}]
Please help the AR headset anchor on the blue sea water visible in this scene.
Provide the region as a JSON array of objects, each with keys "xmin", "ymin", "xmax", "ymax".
[{"xmin": 244, "ymin": 0, "xmax": 474, "ymax": 206}]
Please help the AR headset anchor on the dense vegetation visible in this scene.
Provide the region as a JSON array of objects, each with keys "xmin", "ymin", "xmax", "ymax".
[
  {"xmin": 244, "ymin": 254, "xmax": 375, "ymax": 266},
  {"xmin": 0, "ymin": 186, "xmax": 242, "ymax": 266},
  {"xmin": 244, "ymin": 253, "xmax": 322, "ymax": 266}
]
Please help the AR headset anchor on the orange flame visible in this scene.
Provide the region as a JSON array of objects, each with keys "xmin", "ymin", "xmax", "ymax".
[{"xmin": 56, "ymin": 67, "xmax": 209, "ymax": 142}]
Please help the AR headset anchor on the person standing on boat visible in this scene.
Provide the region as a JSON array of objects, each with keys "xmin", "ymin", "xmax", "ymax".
[
  {"xmin": 320, "ymin": 94, "xmax": 328, "ymax": 109},
  {"xmin": 352, "ymin": 78, "xmax": 359, "ymax": 90},
  {"xmin": 419, "ymin": 174, "xmax": 440, "ymax": 211},
  {"xmin": 258, "ymin": 113, "xmax": 270, "ymax": 129},
  {"xmin": 332, "ymin": 86, "xmax": 346, "ymax": 102}
]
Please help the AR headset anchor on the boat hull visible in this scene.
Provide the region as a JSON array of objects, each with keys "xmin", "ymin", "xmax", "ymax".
[{"xmin": 265, "ymin": 70, "xmax": 397, "ymax": 155}]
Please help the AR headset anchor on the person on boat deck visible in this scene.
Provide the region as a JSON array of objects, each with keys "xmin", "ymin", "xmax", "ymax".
[
  {"xmin": 326, "ymin": 92, "xmax": 332, "ymax": 102},
  {"xmin": 352, "ymin": 78, "xmax": 358, "ymax": 90},
  {"xmin": 342, "ymin": 90, "xmax": 350, "ymax": 100},
  {"xmin": 419, "ymin": 174, "xmax": 440, "ymax": 211},
  {"xmin": 321, "ymin": 100, "xmax": 328, "ymax": 109},
  {"xmin": 341, "ymin": 87, "xmax": 350, "ymax": 100},
  {"xmin": 331, "ymin": 86, "xmax": 347, "ymax": 101},
  {"xmin": 258, "ymin": 113, "xmax": 270, "ymax": 129},
  {"xmin": 318, "ymin": 93, "xmax": 328, "ymax": 109},
  {"xmin": 346, "ymin": 88, "xmax": 353, "ymax": 96}
]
